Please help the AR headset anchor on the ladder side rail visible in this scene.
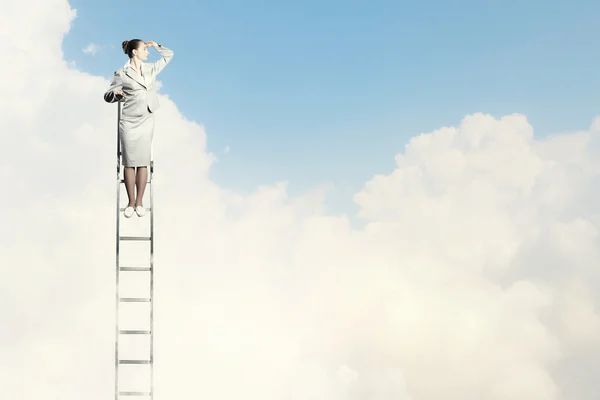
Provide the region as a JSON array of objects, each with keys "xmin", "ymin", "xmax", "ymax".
[
  {"xmin": 149, "ymin": 158, "xmax": 154, "ymax": 399},
  {"xmin": 115, "ymin": 100, "xmax": 121, "ymax": 400}
]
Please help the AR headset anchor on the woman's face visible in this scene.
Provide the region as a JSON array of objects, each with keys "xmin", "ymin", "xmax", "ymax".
[{"xmin": 133, "ymin": 42, "xmax": 149, "ymax": 61}]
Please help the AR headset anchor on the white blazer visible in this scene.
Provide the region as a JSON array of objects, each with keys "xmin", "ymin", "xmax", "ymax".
[{"xmin": 104, "ymin": 44, "xmax": 174, "ymax": 116}]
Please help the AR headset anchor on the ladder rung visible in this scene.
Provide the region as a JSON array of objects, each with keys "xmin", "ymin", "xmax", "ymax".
[
  {"xmin": 119, "ymin": 391, "xmax": 152, "ymax": 396},
  {"xmin": 119, "ymin": 236, "xmax": 151, "ymax": 241},
  {"xmin": 119, "ymin": 360, "xmax": 151, "ymax": 365},
  {"xmin": 119, "ymin": 330, "xmax": 151, "ymax": 335},
  {"xmin": 119, "ymin": 207, "xmax": 152, "ymax": 212},
  {"xmin": 119, "ymin": 297, "xmax": 151, "ymax": 302},
  {"xmin": 119, "ymin": 266, "xmax": 151, "ymax": 271}
]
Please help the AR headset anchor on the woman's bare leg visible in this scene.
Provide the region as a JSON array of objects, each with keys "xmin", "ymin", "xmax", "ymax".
[
  {"xmin": 135, "ymin": 166, "xmax": 148, "ymax": 207},
  {"xmin": 123, "ymin": 167, "xmax": 136, "ymax": 207}
]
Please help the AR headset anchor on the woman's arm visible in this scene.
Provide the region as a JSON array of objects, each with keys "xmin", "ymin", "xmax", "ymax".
[
  {"xmin": 104, "ymin": 70, "xmax": 124, "ymax": 103},
  {"xmin": 146, "ymin": 41, "xmax": 174, "ymax": 76}
]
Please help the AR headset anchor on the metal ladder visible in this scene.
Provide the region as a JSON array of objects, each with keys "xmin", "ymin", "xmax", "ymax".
[{"xmin": 115, "ymin": 100, "xmax": 155, "ymax": 399}]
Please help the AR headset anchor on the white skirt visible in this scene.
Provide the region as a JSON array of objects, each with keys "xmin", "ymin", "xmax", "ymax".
[{"xmin": 119, "ymin": 108, "xmax": 154, "ymax": 167}]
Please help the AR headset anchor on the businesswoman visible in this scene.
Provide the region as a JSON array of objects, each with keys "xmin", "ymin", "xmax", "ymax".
[{"xmin": 104, "ymin": 39, "xmax": 174, "ymax": 218}]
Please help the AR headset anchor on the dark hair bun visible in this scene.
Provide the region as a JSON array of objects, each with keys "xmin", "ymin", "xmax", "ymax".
[{"xmin": 122, "ymin": 40, "xmax": 129, "ymax": 54}]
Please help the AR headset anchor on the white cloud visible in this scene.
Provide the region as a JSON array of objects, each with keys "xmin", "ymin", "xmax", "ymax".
[
  {"xmin": 2, "ymin": 0, "xmax": 600, "ymax": 399},
  {"xmin": 82, "ymin": 42, "xmax": 99, "ymax": 55}
]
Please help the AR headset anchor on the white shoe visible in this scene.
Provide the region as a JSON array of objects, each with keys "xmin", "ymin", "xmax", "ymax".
[
  {"xmin": 135, "ymin": 206, "xmax": 146, "ymax": 217},
  {"xmin": 124, "ymin": 206, "xmax": 135, "ymax": 218}
]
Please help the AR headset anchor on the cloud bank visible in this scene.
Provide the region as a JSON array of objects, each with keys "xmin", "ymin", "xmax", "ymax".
[{"xmin": 1, "ymin": 0, "xmax": 600, "ymax": 399}]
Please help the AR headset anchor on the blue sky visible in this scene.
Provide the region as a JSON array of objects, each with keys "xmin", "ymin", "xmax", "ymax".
[{"xmin": 63, "ymin": 0, "xmax": 600, "ymax": 214}]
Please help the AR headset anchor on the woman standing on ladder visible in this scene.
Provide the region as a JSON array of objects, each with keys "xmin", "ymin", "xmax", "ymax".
[{"xmin": 104, "ymin": 39, "xmax": 174, "ymax": 217}]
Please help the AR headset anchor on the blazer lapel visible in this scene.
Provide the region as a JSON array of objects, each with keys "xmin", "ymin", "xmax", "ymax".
[{"xmin": 124, "ymin": 62, "xmax": 147, "ymax": 89}]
